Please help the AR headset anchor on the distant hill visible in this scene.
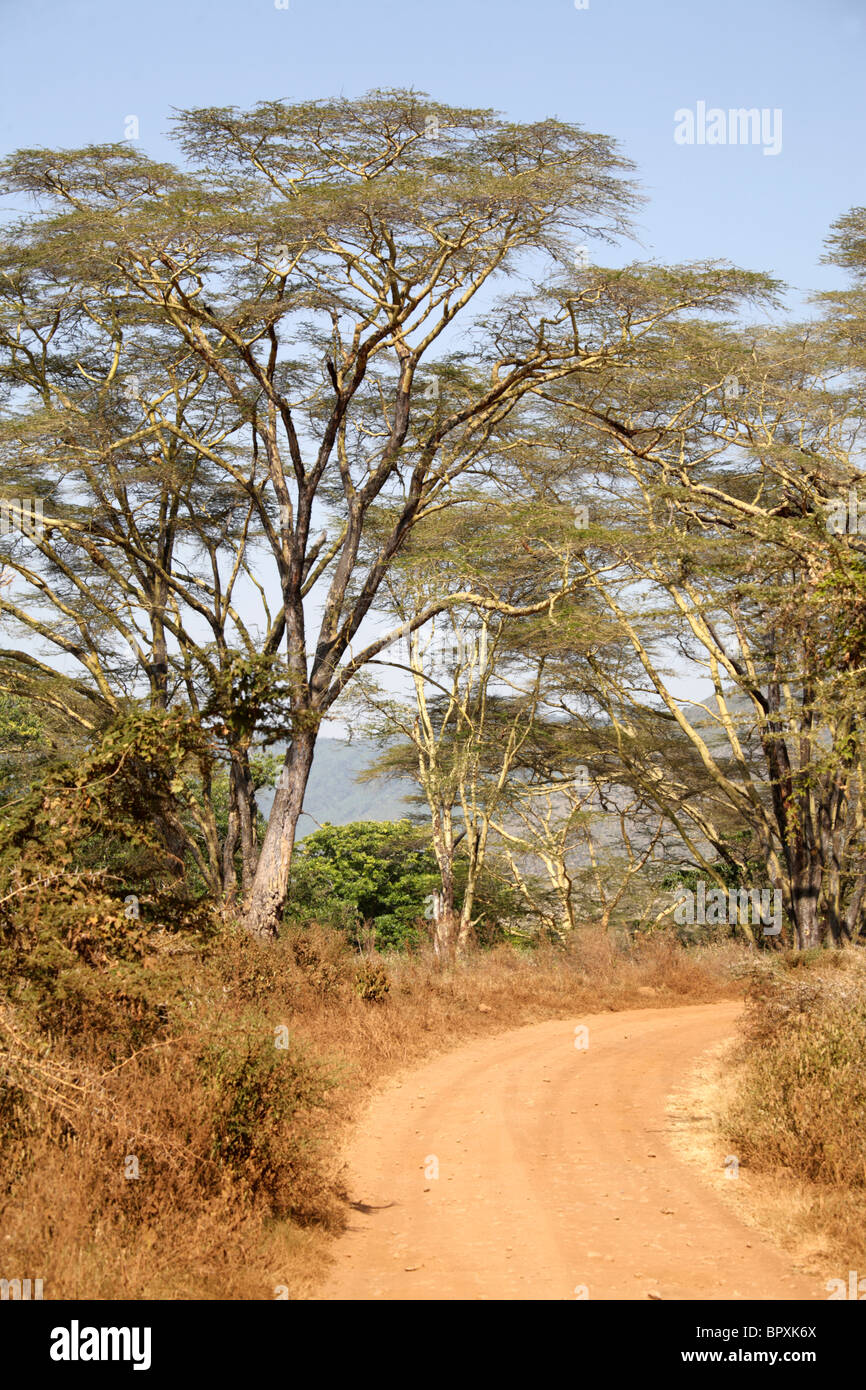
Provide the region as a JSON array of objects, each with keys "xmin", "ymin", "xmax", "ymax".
[
  {"xmin": 255, "ymin": 698, "xmax": 746, "ymax": 847},
  {"xmin": 256, "ymin": 737, "xmax": 418, "ymax": 837}
]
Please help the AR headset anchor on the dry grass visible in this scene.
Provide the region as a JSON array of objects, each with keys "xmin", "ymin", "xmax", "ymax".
[
  {"xmin": 0, "ymin": 923, "xmax": 743, "ymax": 1299},
  {"xmin": 718, "ymin": 948, "xmax": 866, "ymax": 1275},
  {"xmin": 281, "ymin": 927, "xmax": 741, "ymax": 1083}
]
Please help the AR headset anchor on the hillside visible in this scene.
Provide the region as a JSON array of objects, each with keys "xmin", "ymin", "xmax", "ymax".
[{"xmin": 256, "ymin": 738, "xmax": 417, "ymax": 836}]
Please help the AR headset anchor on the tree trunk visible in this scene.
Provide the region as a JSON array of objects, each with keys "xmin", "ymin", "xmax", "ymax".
[
  {"xmin": 432, "ymin": 866, "xmax": 458, "ymax": 959},
  {"xmin": 455, "ymin": 819, "xmax": 491, "ymax": 955},
  {"xmin": 231, "ymin": 748, "xmax": 259, "ymax": 895},
  {"xmin": 542, "ymin": 852, "xmax": 575, "ymax": 937},
  {"xmin": 241, "ymin": 728, "xmax": 316, "ymax": 940},
  {"xmin": 843, "ymin": 876, "xmax": 866, "ymax": 943},
  {"xmin": 790, "ymin": 870, "xmax": 822, "ymax": 949},
  {"xmin": 190, "ymin": 756, "xmax": 223, "ymax": 895},
  {"xmin": 430, "ymin": 819, "xmax": 458, "ymax": 960},
  {"xmin": 433, "ymin": 909, "xmax": 457, "ymax": 960},
  {"xmin": 456, "ymin": 853, "xmax": 481, "ymax": 955},
  {"xmin": 154, "ymin": 813, "xmax": 188, "ymax": 880},
  {"xmin": 221, "ymin": 797, "xmax": 240, "ymax": 901}
]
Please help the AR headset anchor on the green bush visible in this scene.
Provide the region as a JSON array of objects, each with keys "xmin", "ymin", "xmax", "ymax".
[
  {"xmin": 286, "ymin": 820, "xmax": 438, "ymax": 949},
  {"xmin": 285, "ymin": 818, "xmax": 528, "ymax": 949}
]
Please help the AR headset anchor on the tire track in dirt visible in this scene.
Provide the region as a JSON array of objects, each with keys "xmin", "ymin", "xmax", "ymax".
[{"xmin": 318, "ymin": 1001, "xmax": 822, "ymax": 1301}]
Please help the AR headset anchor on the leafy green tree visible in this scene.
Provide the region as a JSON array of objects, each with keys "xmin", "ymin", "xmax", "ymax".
[{"xmin": 286, "ymin": 819, "xmax": 438, "ymax": 949}]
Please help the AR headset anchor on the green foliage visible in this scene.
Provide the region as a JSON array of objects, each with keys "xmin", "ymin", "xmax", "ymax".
[
  {"xmin": 0, "ymin": 694, "xmax": 72, "ymax": 806},
  {"xmin": 202, "ymin": 651, "xmax": 299, "ymax": 748},
  {"xmin": 0, "ymin": 692, "xmax": 44, "ymax": 752},
  {"xmin": 286, "ymin": 819, "xmax": 438, "ymax": 949},
  {"xmin": 285, "ymin": 817, "xmax": 526, "ymax": 949},
  {"xmin": 0, "ymin": 707, "xmax": 218, "ymax": 1021},
  {"xmin": 814, "ymin": 553, "xmax": 866, "ymax": 676}
]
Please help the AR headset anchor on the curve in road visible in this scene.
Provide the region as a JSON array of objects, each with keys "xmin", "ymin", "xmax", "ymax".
[{"xmin": 318, "ymin": 1001, "xmax": 821, "ymax": 1301}]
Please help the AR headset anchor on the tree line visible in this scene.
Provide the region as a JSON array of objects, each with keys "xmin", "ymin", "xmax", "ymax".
[{"xmin": 1, "ymin": 90, "xmax": 864, "ymax": 953}]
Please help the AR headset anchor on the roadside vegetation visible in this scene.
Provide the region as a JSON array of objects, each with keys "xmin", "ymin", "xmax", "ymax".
[
  {"xmin": 0, "ymin": 911, "xmax": 740, "ymax": 1299},
  {"xmin": 722, "ymin": 951, "xmax": 866, "ymax": 1275},
  {"xmin": 1, "ymin": 90, "xmax": 865, "ymax": 1297}
]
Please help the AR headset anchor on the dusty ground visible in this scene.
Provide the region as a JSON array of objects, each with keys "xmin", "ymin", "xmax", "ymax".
[
  {"xmin": 316, "ymin": 1001, "xmax": 822, "ymax": 1300},
  {"xmin": 668, "ymin": 1036, "xmax": 844, "ymax": 1285}
]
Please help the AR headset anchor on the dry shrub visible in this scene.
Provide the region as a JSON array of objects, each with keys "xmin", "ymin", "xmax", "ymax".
[
  {"xmin": 0, "ymin": 921, "xmax": 742, "ymax": 1298},
  {"xmin": 0, "ymin": 944, "xmax": 342, "ymax": 1299},
  {"xmin": 354, "ymin": 959, "xmax": 391, "ymax": 1002},
  {"xmin": 726, "ymin": 952, "xmax": 866, "ymax": 1188}
]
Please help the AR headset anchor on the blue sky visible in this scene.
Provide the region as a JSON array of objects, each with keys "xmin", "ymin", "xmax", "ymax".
[{"xmin": 2, "ymin": 0, "xmax": 863, "ymax": 304}]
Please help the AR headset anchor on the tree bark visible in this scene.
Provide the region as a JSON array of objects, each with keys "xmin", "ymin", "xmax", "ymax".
[
  {"xmin": 430, "ymin": 813, "xmax": 458, "ymax": 959},
  {"xmin": 231, "ymin": 748, "xmax": 259, "ymax": 895},
  {"xmin": 221, "ymin": 799, "xmax": 240, "ymax": 901},
  {"xmin": 456, "ymin": 861, "xmax": 479, "ymax": 954},
  {"xmin": 241, "ymin": 728, "xmax": 316, "ymax": 939},
  {"xmin": 790, "ymin": 870, "xmax": 822, "ymax": 949}
]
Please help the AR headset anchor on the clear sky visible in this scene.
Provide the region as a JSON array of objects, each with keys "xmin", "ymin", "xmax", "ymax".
[{"xmin": 2, "ymin": 0, "xmax": 863, "ymax": 303}]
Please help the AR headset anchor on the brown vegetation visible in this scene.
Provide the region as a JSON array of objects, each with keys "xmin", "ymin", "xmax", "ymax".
[
  {"xmin": 722, "ymin": 950, "xmax": 866, "ymax": 1273},
  {"xmin": 0, "ymin": 925, "xmax": 740, "ymax": 1299}
]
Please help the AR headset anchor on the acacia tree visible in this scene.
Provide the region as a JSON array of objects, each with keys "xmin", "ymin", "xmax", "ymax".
[
  {"xmin": 491, "ymin": 757, "xmax": 668, "ymax": 937},
  {"xmin": 1, "ymin": 90, "xmax": 642, "ymax": 938},
  {"xmin": 361, "ymin": 604, "xmax": 550, "ymax": 957},
  {"xmin": 513, "ymin": 242, "xmax": 866, "ymax": 949},
  {"xmin": 5, "ymin": 93, "xmax": 821, "ymax": 944},
  {"xmin": 0, "ymin": 281, "xmax": 272, "ymax": 892},
  {"xmin": 352, "ymin": 484, "xmax": 617, "ymax": 955}
]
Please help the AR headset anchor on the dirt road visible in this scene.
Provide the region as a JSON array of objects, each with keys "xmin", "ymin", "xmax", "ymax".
[{"xmin": 318, "ymin": 1001, "xmax": 822, "ymax": 1300}]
